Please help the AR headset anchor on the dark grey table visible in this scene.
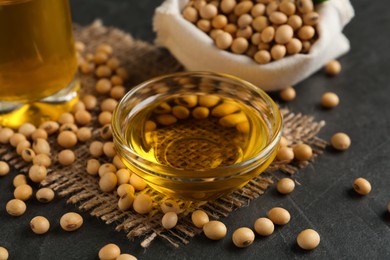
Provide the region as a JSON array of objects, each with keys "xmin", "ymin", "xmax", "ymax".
[{"xmin": 1, "ymin": 0, "xmax": 390, "ymax": 259}]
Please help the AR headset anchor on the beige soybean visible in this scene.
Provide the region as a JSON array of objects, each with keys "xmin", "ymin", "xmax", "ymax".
[
  {"xmin": 32, "ymin": 138, "xmax": 50, "ymax": 155},
  {"xmin": 220, "ymin": 0, "xmax": 236, "ymax": 14},
  {"xmin": 298, "ymin": 25, "xmax": 315, "ymax": 40},
  {"xmin": 107, "ymin": 57, "xmax": 120, "ymax": 70},
  {"xmin": 198, "ymin": 95, "xmax": 220, "ymax": 108},
  {"xmin": 59, "ymin": 123, "xmax": 78, "ymax": 133},
  {"xmin": 232, "ymin": 227, "xmax": 255, "ymax": 248},
  {"xmin": 99, "ymin": 172, "xmax": 118, "ymax": 193},
  {"xmin": 90, "ymin": 141, "xmax": 104, "ymax": 158},
  {"xmin": 31, "ymin": 129, "xmax": 48, "ymax": 141},
  {"xmin": 302, "ymin": 41, "xmax": 311, "ymax": 53},
  {"xmin": 254, "ymin": 50, "xmax": 271, "ymax": 64},
  {"xmin": 116, "ymin": 254, "xmax": 137, "ymax": 260},
  {"xmin": 58, "ymin": 149, "xmax": 76, "ymax": 166},
  {"xmin": 74, "ymin": 110, "xmax": 92, "ymax": 126},
  {"xmin": 321, "ymin": 92, "xmax": 339, "ymax": 108},
  {"xmin": 110, "ymin": 75, "xmax": 123, "ymax": 86},
  {"xmin": 57, "ymin": 131, "xmax": 78, "ymax": 148},
  {"xmin": 266, "ymin": 1, "xmax": 278, "ymax": 16},
  {"xmin": 112, "ymin": 155, "xmax": 124, "ymax": 169},
  {"xmin": 175, "ymin": 95, "xmax": 198, "ymax": 108},
  {"xmin": 30, "ymin": 216, "xmax": 50, "ymax": 235},
  {"xmin": 254, "ymin": 217, "xmax": 274, "ymax": 236},
  {"xmin": 268, "ymin": 207, "xmax": 291, "ymax": 225},
  {"xmin": 236, "ymin": 26, "xmax": 252, "ymax": 39},
  {"xmin": 215, "ymin": 32, "xmax": 233, "ymax": 49},
  {"xmin": 14, "ymin": 184, "xmax": 33, "ymax": 201},
  {"xmin": 303, "ymin": 12, "xmax": 319, "ymax": 26},
  {"xmin": 103, "ymin": 142, "xmax": 116, "ymax": 158},
  {"xmin": 98, "ymin": 111, "xmax": 113, "ymax": 126},
  {"xmin": 287, "ymin": 15, "xmax": 303, "ymax": 31},
  {"xmin": 28, "ymin": 165, "xmax": 47, "ymax": 183},
  {"xmin": 353, "ymin": 178, "xmax": 371, "ymax": 195},
  {"xmin": 117, "ymin": 184, "xmax": 135, "ymax": 197},
  {"xmin": 276, "ymin": 147, "xmax": 294, "ymax": 162},
  {"xmin": 95, "ymin": 65, "xmax": 112, "ymax": 78},
  {"xmin": 58, "ymin": 112, "xmax": 74, "ymax": 124},
  {"xmin": 16, "ymin": 140, "xmax": 31, "ymax": 155},
  {"xmin": 0, "ymin": 127, "xmax": 14, "ymax": 143},
  {"xmin": 93, "ymin": 52, "xmax": 108, "ymax": 65},
  {"xmin": 275, "ymin": 24, "xmax": 293, "ymax": 44},
  {"xmin": 280, "ymin": 87, "xmax": 296, "ymax": 102},
  {"xmin": 98, "ymin": 243, "xmax": 121, "ymax": 260},
  {"xmin": 96, "ymin": 43, "xmax": 113, "ymax": 56},
  {"xmin": 39, "ymin": 121, "xmax": 59, "ymax": 135},
  {"xmin": 199, "ymin": 4, "xmax": 218, "ymax": 19},
  {"xmin": 6, "ymin": 199, "xmax": 27, "ymax": 216},
  {"xmin": 33, "ymin": 154, "xmax": 51, "ymax": 167},
  {"xmin": 82, "ymin": 95, "xmax": 97, "ymax": 110},
  {"xmin": 130, "ymin": 174, "xmax": 147, "ymax": 191},
  {"xmin": 210, "ymin": 29, "xmax": 224, "ymax": 40},
  {"xmin": 279, "ymin": 136, "xmax": 288, "ymax": 147},
  {"xmin": 297, "ymin": 229, "xmax": 320, "ymax": 250},
  {"xmin": 101, "ymin": 98, "xmax": 118, "ymax": 112},
  {"xmin": 293, "ymin": 143, "xmax": 313, "ymax": 161},
  {"xmin": 13, "ymin": 174, "xmax": 27, "ymax": 187},
  {"xmin": 277, "ymin": 178, "xmax": 295, "ymax": 194},
  {"xmin": 279, "ymin": 0, "xmax": 296, "ymax": 15},
  {"xmin": 212, "ymin": 14, "xmax": 228, "ymax": 29},
  {"xmin": 18, "ymin": 123, "xmax": 36, "ymax": 138},
  {"xmin": 331, "ymin": 132, "xmax": 351, "ymax": 151},
  {"xmin": 60, "ymin": 212, "xmax": 83, "ymax": 231},
  {"xmin": 231, "ymin": 37, "xmax": 249, "ymax": 54},
  {"xmin": 116, "ymin": 67, "xmax": 129, "ymax": 80},
  {"xmin": 261, "ymin": 26, "xmax": 275, "ymax": 43},
  {"xmin": 203, "ymin": 221, "xmax": 227, "ymax": 240},
  {"xmin": 133, "ymin": 194, "xmax": 153, "ymax": 214},
  {"xmin": 237, "ymin": 14, "xmax": 253, "ymax": 28},
  {"xmin": 0, "ymin": 161, "xmax": 10, "ymax": 176},
  {"xmin": 110, "ymin": 86, "xmax": 126, "ymax": 100},
  {"xmin": 118, "ymin": 192, "xmax": 135, "ymax": 211},
  {"xmin": 183, "ymin": 6, "xmax": 198, "ymax": 23},
  {"xmin": 197, "ymin": 19, "xmax": 211, "ymax": 32},
  {"xmin": 100, "ymin": 124, "xmax": 113, "ymax": 139},
  {"xmin": 192, "ymin": 210, "xmax": 209, "ymax": 228},
  {"xmin": 98, "ymin": 163, "xmax": 117, "ymax": 177},
  {"xmin": 224, "ymin": 23, "xmax": 238, "ymax": 35},
  {"xmin": 0, "ymin": 246, "xmax": 8, "ymax": 260},
  {"xmin": 162, "ymin": 212, "xmax": 178, "ymax": 229},
  {"xmin": 9, "ymin": 133, "xmax": 26, "ymax": 147},
  {"xmin": 325, "ymin": 60, "xmax": 342, "ymax": 76},
  {"xmin": 234, "ymin": 1, "xmax": 253, "ymax": 16},
  {"xmin": 297, "ymin": 0, "xmax": 314, "ymax": 14},
  {"xmin": 161, "ymin": 200, "xmax": 180, "ymax": 214},
  {"xmin": 287, "ymin": 38, "xmax": 303, "ymax": 54},
  {"xmin": 36, "ymin": 188, "xmax": 55, "ymax": 203},
  {"xmin": 76, "ymin": 127, "xmax": 92, "ymax": 142},
  {"xmin": 252, "ymin": 16, "xmax": 268, "ymax": 32},
  {"xmin": 116, "ymin": 169, "xmax": 131, "ymax": 185},
  {"xmin": 251, "ymin": 3, "xmax": 266, "ymax": 17},
  {"xmin": 72, "ymin": 101, "xmax": 86, "ymax": 113},
  {"xmin": 96, "ymin": 79, "xmax": 112, "ymax": 94},
  {"xmin": 154, "ymin": 102, "xmax": 171, "ymax": 114},
  {"xmin": 86, "ymin": 159, "xmax": 101, "ymax": 176},
  {"xmin": 269, "ymin": 11, "xmax": 288, "ymax": 25}
]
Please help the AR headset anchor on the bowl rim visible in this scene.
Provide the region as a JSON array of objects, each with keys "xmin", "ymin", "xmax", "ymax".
[{"xmin": 112, "ymin": 71, "xmax": 283, "ymax": 177}]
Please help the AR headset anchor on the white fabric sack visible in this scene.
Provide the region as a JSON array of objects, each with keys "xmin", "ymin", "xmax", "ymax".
[{"xmin": 153, "ymin": 0, "xmax": 354, "ymax": 91}]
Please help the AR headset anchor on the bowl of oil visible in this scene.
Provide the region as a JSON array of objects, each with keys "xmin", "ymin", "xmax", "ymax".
[{"xmin": 112, "ymin": 71, "xmax": 282, "ymax": 201}]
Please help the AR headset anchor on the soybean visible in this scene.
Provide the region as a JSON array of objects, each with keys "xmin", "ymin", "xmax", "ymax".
[
  {"xmin": 6, "ymin": 199, "xmax": 27, "ymax": 216},
  {"xmin": 30, "ymin": 216, "xmax": 50, "ymax": 235},
  {"xmin": 203, "ymin": 221, "xmax": 227, "ymax": 240},
  {"xmin": 0, "ymin": 161, "xmax": 10, "ymax": 176},
  {"xmin": 192, "ymin": 210, "xmax": 209, "ymax": 228},
  {"xmin": 267, "ymin": 207, "xmax": 291, "ymax": 225},
  {"xmin": 161, "ymin": 200, "xmax": 181, "ymax": 214},
  {"xmin": 330, "ymin": 132, "xmax": 351, "ymax": 151},
  {"xmin": 60, "ymin": 212, "xmax": 83, "ymax": 231},
  {"xmin": 297, "ymin": 229, "xmax": 320, "ymax": 250},
  {"xmin": 232, "ymin": 227, "xmax": 255, "ymax": 248},
  {"xmin": 98, "ymin": 243, "xmax": 121, "ymax": 260},
  {"xmin": 353, "ymin": 177, "xmax": 371, "ymax": 195},
  {"xmin": 14, "ymin": 184, "xmax": 33, "ymax": 201},
  {"xmin": 133, "ymin": 194, "xmax": 153, "ymax": 214},
  {"xmin": 254, "ymin": 217, "xmax": 274, "ymax": 236},
  {"xmin": 276, "ymin": 178, "xmax": 295, "ymax": 194},
  {"xmin": 162, "ymin": 212, "xmax": 178, "ymax": 229},
  {"xmin": 36, "ymin": 188, "xmax": 55, "ymax": 203}
]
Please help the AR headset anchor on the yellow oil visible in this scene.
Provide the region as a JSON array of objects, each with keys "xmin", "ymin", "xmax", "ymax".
[
  {"xmin": 125, "ymin": 94, "xmax": 269, "ymax": 171},
  {"xmin": 0, "ymin": 0, "xmax": 79, "ymax": 128}
]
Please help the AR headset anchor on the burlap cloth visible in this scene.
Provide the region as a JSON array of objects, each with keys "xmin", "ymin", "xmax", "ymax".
[{"xmin": 0, "ymin": 21, "xmax": 327, "ymax": 248}]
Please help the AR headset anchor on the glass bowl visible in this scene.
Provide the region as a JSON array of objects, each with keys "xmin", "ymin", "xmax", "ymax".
[{"xmin": 112, "ymin": 71, "xmax": 282, "ymax": 201}]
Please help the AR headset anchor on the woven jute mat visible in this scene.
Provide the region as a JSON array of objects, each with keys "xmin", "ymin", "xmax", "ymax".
[{"xmin": 0, "ymin": 20, "xmax": 327, "ymax": 248}]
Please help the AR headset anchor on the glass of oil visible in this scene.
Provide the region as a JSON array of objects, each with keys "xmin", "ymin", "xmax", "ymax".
[
  {"xmin": 113, "ymin": 72, "xmax": 282, "ymax": 201},
  {"xmin": 0, "ymin": 0, "xmax": 79, "ymax": 128}
]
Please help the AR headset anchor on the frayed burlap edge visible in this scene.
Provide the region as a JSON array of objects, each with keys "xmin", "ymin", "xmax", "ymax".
[{"xmin": 0, "ymin": 21, "xmax": 327, "ymax": 248}]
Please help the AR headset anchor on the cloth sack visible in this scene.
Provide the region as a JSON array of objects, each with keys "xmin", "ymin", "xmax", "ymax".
[{"xmin": 153, "ymin": 0, "xmax": 354, "ymax": 91}]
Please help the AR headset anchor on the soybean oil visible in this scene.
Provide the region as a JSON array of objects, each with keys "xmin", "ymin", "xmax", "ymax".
[{"xmin": 124, "ymin": 94, "xmax": 270, "ymax": 171}]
